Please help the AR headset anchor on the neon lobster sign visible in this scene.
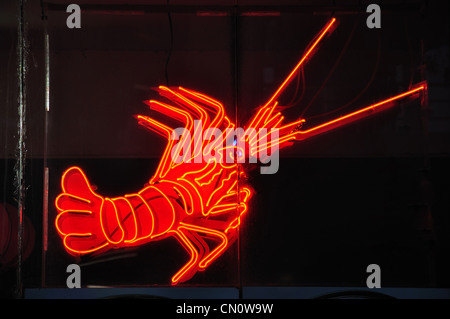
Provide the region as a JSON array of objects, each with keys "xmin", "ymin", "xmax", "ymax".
[{"xmin": 55, "ymin": 18, "xmax": 426, "ymax": 285}]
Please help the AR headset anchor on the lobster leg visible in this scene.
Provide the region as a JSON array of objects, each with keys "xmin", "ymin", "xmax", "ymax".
[
  {"xmin": 171, "ymin": 222, "xmax": 229, "ymax": 284},
  {"xmin": 178, "ymin": 223, "xmax": 228, "ymax": 269},
  {"xmin": 171, "ymin": 228, "xmax": 201, "ymax": 285}
]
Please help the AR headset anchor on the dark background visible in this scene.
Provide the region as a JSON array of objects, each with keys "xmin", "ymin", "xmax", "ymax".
[{"xmin": 1, "ymin": 0, "xmax": 449, "ymax": 297}]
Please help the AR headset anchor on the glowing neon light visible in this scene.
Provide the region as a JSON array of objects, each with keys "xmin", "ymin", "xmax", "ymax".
[
  {"xmin": 263, "ymin": 17, "xmax": 337, "ymax": 108},
  {"xmin": 55, "ymin": 17, "xmax": 427, "ymax": 285}
]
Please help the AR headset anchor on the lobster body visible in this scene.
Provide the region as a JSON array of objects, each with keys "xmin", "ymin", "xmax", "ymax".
[{"xmin": 56, "ymin": 164, "xmax": 250, "ymax": 284}]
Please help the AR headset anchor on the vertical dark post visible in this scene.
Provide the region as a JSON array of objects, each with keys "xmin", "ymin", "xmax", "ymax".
[
  {"xmin": 232, "ymin": 0, "xmax": 243, "ymax": 298},
  {"xmin": 15, "ymin": 0, "xmax": 27, "ymax": 299},
  {"xmin": 41, "ymin": 0, "xmax": 50, "ymax": 288},
  {"xmin": 42, "ymin": 35, "xmax": 49, "ymax": 288}
]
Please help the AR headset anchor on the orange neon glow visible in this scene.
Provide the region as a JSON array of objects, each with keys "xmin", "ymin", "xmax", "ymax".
[{"xmin": 55, "ymin": 17, "xmax": 427, "ymax": 285}]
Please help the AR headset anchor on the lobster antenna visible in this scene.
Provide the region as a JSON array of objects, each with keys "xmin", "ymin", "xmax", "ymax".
[{"xmin": 263, "ymin": 17, "xmax": 337, "ymax": 109}]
